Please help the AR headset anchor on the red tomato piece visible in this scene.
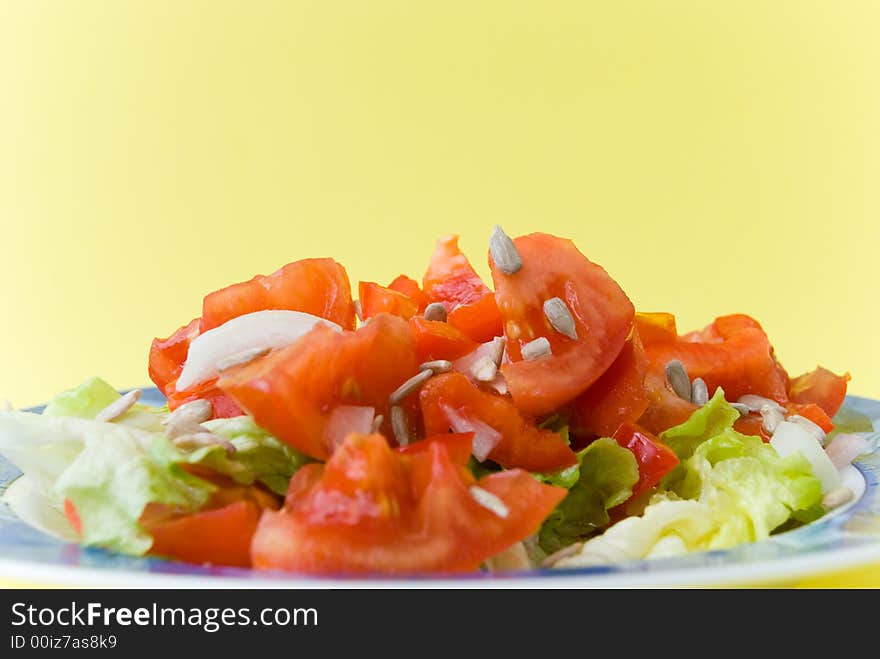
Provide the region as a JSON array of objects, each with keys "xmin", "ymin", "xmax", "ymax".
[
  {"xmin": 388, "ymin": 275, "xmax": 428, "ymax": 311},
  {"xmin": 201, "ymin": 257, "xmax": 356, "ymax": 332},
  {"xmin": 148, "ymin": 318, "xmax": 200, "ymax": 394},
  {"xmin": 611, "ymin": 423, "xmax": 679, "ymax": 499},
  {"xmin": 64, "ymin": 498, "xmax": 82, "ymax": 536},
  {"xmin": 218, "ymin": 314, "xmax": 419, "ymax": 460},
  {"xmin": 636, "ymin": 362, "xmax": 699, "ymax": 436},
  {"xmin": 420, "ymin": 372, "xmax": 577, "ymax": 472},
  {"xmin": 359, "ymin": 281, "xmax": 419, "ymax": 321},
  {"xmin": 164, "ymin": 377, "xmax": 243, "ymax": 418},
  {"xmin": 570, "ymin": 329, "xmax": 650, "ymax": 438},
  {"xmin": 733, "ymin": 414, "xmax": 770, "ymax": 441},
  {"xmin": 788, "ymin": 366, "xmax": 850, "ymax": 419},
  {"xmin": 490, "ymin": 233, "xmax": 635, "ymax": 416},
  {"xmin": 447, "ymin": 292, "xmax": 504, "ymax": 344},
  {"xmin": 633, "ymin": 312, "xmax": 678, "ymax": 346},
  {"xmin": 408, "ymin": 316, "xmax": 478, "ymax": 362},
  {"xmin": 251, "ymin": 433, "xmax": 565, "ymax": 574},
  {"xmin": 787, "ymin": 402, "xmax": 835, "ymax": 434}
]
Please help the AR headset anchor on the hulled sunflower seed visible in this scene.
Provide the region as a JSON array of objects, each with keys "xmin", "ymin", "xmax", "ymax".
[
  {"xmin": 423, "ymin": 302, "xmax": 447, "ymax": 322},
  {"xmin": 731, "ymin": 402, "xmax": 751, "ymax": 418},
  {"xmin": 469, "ymin": 486, "xmax": 509, "ymax": 518},
  {"xmin": 822, "ymin": 487, "xmax": 854, "ymax": 510},
  {"xmin": 94, "ymin": 389, "xmax": 141, "ymax": 423},
  {"xmin": 540, "ymin": 542, "xmax": 585, "ymax": 568},
  {"xmin": 543, "ymin": 297, "xmax": 578, "ymax": 341},
  {"xmin": 163, "ymin": 399, "xmax": 214, "ymax": 438},
  {"xmin": 738, "ymin": 394, "xmax": 784, "ymax": 414},
  {"xmin": 489, "ymin": 225, "xmax": 523, "ymax": 275},
  {"xmin": 760, "ymin": 404, "xmax": 785, "ymax": 435},
  {"xmin": 389, "ymin": 369, "xmax": 434, "ymax": 406},
  {"xmin": 691, "ymin": 377, "xmax": 709, "ymax": 406},
  {"xmin": 419, "ymin": 359, "xmax": 453, "ymax": 374},
  {"xmin": 521, "ymin": 336, "xmax": 552, "ymax": 361},
  {"xmin": 354, "ymin": 299, "xmax": 363, "ymax": 322},
  {"xmin": 665, "ymin": 360, "xmax": 692, "ymax": 401},
  {"xmin": 471, "ymin": 355, "xmax": 498, "ymax": 382},
  {"xmin": 371, "ymin": 414, "xmax": 384, "ymax": 433},
  {"xmin": 489, "ymin": 336, "xmax": 506, "ymax": 367},
  {"xmin": 173, "ymin": 432, "xmax": 236, "ymax": 457},
  {"xmin": 216, "ymin": 347, "xmax": 270, "ymax": 373},
  {"xmin": 390, "ymin": 406, "xmax": 410, "ymax": 446},
  {"xmin": 788, "ymin": 414, "xmax": 827, "ymax": 446}
]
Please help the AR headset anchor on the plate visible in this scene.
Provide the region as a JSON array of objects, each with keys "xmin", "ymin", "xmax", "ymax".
[{"xmin": 1, "ymin": 388, "xmax": 879, "ymax": 588}]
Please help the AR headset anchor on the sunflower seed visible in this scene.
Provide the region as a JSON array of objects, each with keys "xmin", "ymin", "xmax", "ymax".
[
  {"xmin": 389, "ymin": 369, "xmax": 434, "ymax": 406},
  {"xmin": 390, "ymin": 406, "xmax": 410, "ymax": 446},
  {"xmin": 371, "ymin": 414, "xmax": 384, "ymax": 433},
  {"xmin": 419, "ymin": 359, "xmax": 453, "ymax": 374},
  {"xmin": 540, "ymin": 542, "xmax": 585, "ymax": 568},
  {"xmin": 738, "ymin": 394, "xmax": 784, "ymax": 414},
  {"xmin": 216, "ymin": 347, "xmax": 270, "ymax": 373},
  {"xmin": 173, "ymin": 432, "xmax": 236, "ymax": 457},
  {"xmin": 354, "ymin": 299, "xmax": 363, "ymax": 322},
  {"xmin": 543, "ymin": 297, "xmax": 578, "ymax": 340},
  {"xmin": 822, "ymin": 487, "xmax": 854, "ymax": 510},
  {"xmin": 788, "ymin": 414, "xmax": 828, "ymax": 446},
  {"xmin": 665, "ymin": 360, "xmax": 692, "ymax": 401},
  {"xmin": 470, "ymin": 355, "xmax": 498, "ymax": 382},
  {"xmin": 731, "ymin": 402, "xmax": 751, "ymax": 417},
  {"xmin": 94, "ymin": 389, "xmax": 141, "ymax": 423},
  {"xmin": 423, "ymin": 302, "xmax": 447, "ymax": 322},
  {"xmin": 760, "ymin": 404, "xmax": 785, "ymax": 435},
  {"xmin": 489, "ymin": 336, "xmax": 506, "ymax": 367},
  {"xmin": 470, "ymin": 486, "xmax": 509, "ymax": 518},
  {"xmin": 489, "ymin": 225, "xmax": 523, "ymax": 275},
  {"xmin": 163, "ymin": 399, "xmax": 214, "ymax": 438},
  {"xmin": 521, "ymin": 336, "xmax": 552, "ymax": 361},
  {"xmin": 690, "ymin": 377, "xmax": 709, "ymax": 406}
]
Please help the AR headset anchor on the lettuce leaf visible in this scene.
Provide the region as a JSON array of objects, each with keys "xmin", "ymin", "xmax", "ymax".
[
  {"xmin": 42, "ymin": 377, "xmax": 166, "ymax": 432},
  {"xmin": 659, "ymin": 388, "xmax": 740, "ymax": 460},
  {"xmin": 538, "ymin": 438, "xmax": 639, "ymax": 553}
]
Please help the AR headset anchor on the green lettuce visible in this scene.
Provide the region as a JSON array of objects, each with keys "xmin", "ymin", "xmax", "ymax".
[
  {"xmin": 538, "ymin": 438, "xmax": 639, "ymax": 554},
  {"xmin": 42, "ymin": 377, "xmax": 166, "ymax": 432},
  {"xmin": 659, "ymin": 388, "xmax": 740, "ymax": 460}
]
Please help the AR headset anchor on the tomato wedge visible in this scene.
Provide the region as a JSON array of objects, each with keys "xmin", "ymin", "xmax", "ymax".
[
  {"xmin": 164, "ymin": 377, "xmax": 243, "ymax": 418},
  {"xmin": 633, "ymin": 312, "xmax": 678, "ymax": 346},
  {"xmin": 388, "ymin": 275, "xmax": 428, "ymax": 311},
  {"xmin": 409, "ymin": 316, "xmax": 477, "ymax": 362},
  {"xmin": 788, "ymin": 366, "xmax": 850, "ymax": 419},
  {"xmin": 201, "ymin": 257, "xmax": 356, "ymax": 332},
  {"xmin": 422, "ymin": 235, "xmax": 503, "ymax": 343},
  {"xmin": 251, "ymin": 433, "xmax": 565, "ymax": 574},
  {"xmin": 359, "ymin": 281, "xmax": 419, "ymax": 320},
  {"xmin": 570, "ymin": 329, "xmax": 650, "ymax": 439},
  {"xmin": 489, "ymin": 233, "xmax": 635, "ymax": 416},
  {"xmin": 611, "ymin": 423, "xmax": 679, "ymax": 499},
  {"xmin": 148, "ymin": 318, "xmax": 200, "ymax": 395},
  {"xmin": 420, "ymin": 372, "xmax": 577, "ymax": 472},
  {"xmin": 218, "ymin": 314, "xmax": 419, "ymax": 460}
]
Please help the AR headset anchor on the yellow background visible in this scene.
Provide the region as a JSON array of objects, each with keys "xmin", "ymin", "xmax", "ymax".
[{"xmin": 1, "ymin": 1, "xmax": 877, "ymax": 586}]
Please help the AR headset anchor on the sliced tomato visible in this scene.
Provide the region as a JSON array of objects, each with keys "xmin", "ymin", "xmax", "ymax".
[
  {"xmin": 164, "ymin": 377, "xmax": 243, "ymax": 418},
  {"xmin": 489, "ymin": 233, "xmax": 635, "ymax": 416},
  {"xmin": 788, "ymin": 366, "xmax": 850, "ymax": 419},
  {"xmin": 397, "ymin": 432, "xmax": 475, "ymax": 465},
  {"xmin": 64, "ymin": 498, "xmax": 82, "ymax": 536},
  {"xmin": 733, "ymin": 413, "xmax": 769, "ymax": 440},
  {"xmin": 409, "ymin": 316, "xmax": 477, "ymax": 362},
  {"xmin": 420, "ymin": 372, "xmax": 577, "ymax": 472},
  {"xmin": 611, "ymin": 423, "xmax": 679, "ymax": 499},
  {"xmin": 570, "ymin": 329, "xmax": 650, "ymax": 438},
  {"xmin": 787, "ymin": 402, "xmax": 835, "ymax": 434},
  {"xmin": 359, "ymin": 281, "xmax": 419, "ymax": 321},
  {"xmin": 636, "ymin": 362, "xmax": 699, "ymax": 436},
  {"xmin": 633, "ymin": 312, "xmax": 678, "ymax": 346},
  {"xmin": 201, "ymin": 257, "xmax": 356, "ymax": 332},
  {"xmin": 251, "ymin": 433, "xmax": 565, "ymax": 574},
  {"xmin": 447, "ymin": 293, "xmax": 504, "ymax": 344},
  {"xmin": 218, "ymin": 314, "xmax": 419, "ymax": 460},
  {"xmin": 148, "ymin": 318, "xmax": 200, "ymax": 394},
  {"xmin": 644, "ymin": 314, "xmax": 790, "ymax": 404},
  {"xmin": 388, "ymin": 275, "xmax": 428, "ymax": 311}
]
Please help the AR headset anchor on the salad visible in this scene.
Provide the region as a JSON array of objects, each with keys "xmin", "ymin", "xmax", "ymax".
[{"xmin": 0, "ymin": 228, "xmax": 872, "ymax": 575}]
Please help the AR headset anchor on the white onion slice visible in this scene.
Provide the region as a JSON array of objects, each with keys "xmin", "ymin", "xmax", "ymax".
[
  {"xmin": 441, "ymin": 403, "xmax": 501, "ymax": 462},
  {"xmin": 324, "ymin": 405, "xmax": 375, "ymax": 452},
  {"xmin": 452, "ymin": 339, "xmax": 509, "ymax": 395},
  {"xmin": 770, "ymin": 421, "xmax": 842, "ymax": 493},
  {"xmin": 177, "ymin": 310, "xmax": 341, "ymax": 390},
  {"xmin": 825, "ymin": 433, "xmax": 869, "ymax": 471}
]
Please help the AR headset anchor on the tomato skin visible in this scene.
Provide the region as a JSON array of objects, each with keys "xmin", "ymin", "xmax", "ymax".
[
  {"xmin": 420, "ymin": 372, "xmax": 577, "ymax": 472},
  {"xmin": 148, "ymin": 318, "xmax": 200, "ymax": 394},
  {"xmin": 636, "ymin": 362, "xmax": 699, "ymax": 436},
  {"xmin": 634, "ymin": 312, "xmax": 678, "ymax": 346},
  {"xmin": 388, "ymin": 275, "xmax": 428, "ymax": 311},
  {"xmin": 423, "ymin": 235, "xmax": 492, "ymax": 309},
  {"xmin": 571, "ymin": 330, "xmax": 650, "ymax": 439},
  {"xmin": 251, "ymin": 433, "xmax": 565, "ymax": 574},
  {"xmin": 408, "ymin": 316, "xmax": 478, "ymax": 362},
  {"xmin": 611, "ymin": 423, "xmax": 679, "ymax": 499},
  {"xmin": 201, "ymin": 257, "xmax": 356, "ymax": 332},
  {"xmin": 447, "ymin": 292, "xmax": 504, "ymax": 343},
  {"xmin": 359, "ymin": 281, "xmax": 419, "ymax": 320},
  {"xmin": 490, "ymin": 233, "xmax": 635, "ymax": 416},
  {"xmin": 64, "ymin": 498, "xmax": 82, "ymax": 536},
  {"xmin": 788, "ymin": 402, "xmax": 835, "ymax": 433},
  {"xmin": 788, "ymin": 366, "xmax": 850, "ymax": 419},
  {"xmin": 148, "ymin": 501, "xmax": 262, "ymax": 568},
  {"xmin": 165, "ymin": 377, "xmax": 243, "ymax": 418},
  {"xmin": 219, "ymin": 314, "xmax": 419, "ymax": 460}
]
